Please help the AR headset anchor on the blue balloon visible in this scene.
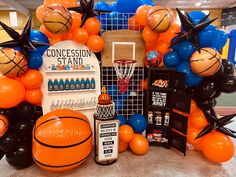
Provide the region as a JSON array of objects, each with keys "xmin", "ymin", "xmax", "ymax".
[
  {"xmin": 171, "ymin": 37, "xmax": 181, "ymax": 51},
  {"xmin": 109, "ymin": 2, "xmax": 117, "ymax": 11},
  {"xmin": 29, "ymin": 30, "xmax": 49, "ymax": 55},
  {"xmin": 116, "ymin": 0, "xmax": 143, "ymax": 13},
  {"xmin": 141, "ymin": 0, "xmax": 154, "ymax": 5},
  {"xmin": 210, "ymin": 30, "xmax": 228, "ymax": 51},
  {"xmin": 95, "ymin": 1, "xmax": 111, "ymax": 11},
  {"xmin": 177, "ymin": 41, "xmax": 195, "ymax": 61},
  {"xmin": 176, "ymin": 62, "xmax": 203, "ymax": 87},
  {"xmin": 28, "ymin": 51, "xmax": 43, "ymax": 69},
  {"xmin": 199, "ymin": 25, "xmax": 217, "ymax": 48},
  {"xmin": 115, "ymin": 115, "xmax": 127, "ymax": 126},
  {"xmin": 164, "ymin": 51, "xmax": 181, "ymax": 67},
  {"xmin": 188, "ymin": 11, "xmax": 209, "ymax": 25},
  {"xmin": 128, "ymin": 114, "xmax": 147, "ymax": 133}
]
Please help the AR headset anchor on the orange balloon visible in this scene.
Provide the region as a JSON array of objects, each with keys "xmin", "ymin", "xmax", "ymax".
[
  {"xmin": 140, "ymin": 79, "xmax": 148, "ymax": 90},
  {"xmin": 145, "ymin": 42, "xmax": 156, "ymax": 51},
  {"xmin": 87, "ymin": 35, "xmax": 104, "ymax": 53},
  {"xmin": 33, "ymin": 109, "xmax": 92, "ymax": 172},
  {"xmin": 0, "ymin": 76, "xmax": 25, "ymax": 108},
  {"xmin": 190, "ymin": 99, "xmax": 198, "ymax": 114},
  {"xmin": 25, "ymin": 89, "xmax": 43, "ymax": 106},
  {"xmin": 187, "ymin": 126, "xmax": 202, "ymax": 151},
  {"xmin": 142, "ymin": 26, "xmax": 159, "ymax": 43},
  {"xmin": 119, "ymin": 125, "xmax": 134, "ymax": 143},
  {"xmin": 119, "ymin": 141, "xmax": 129, "ymax": 153},
  {"xmin": 21, "ymin": 69, "xmax": 43, "ymax": 90},
  {"xmin": 72, "ymin": 28, "xmax": 88, "ymax": 44},
  {"xmin": 36, "ymin": 5, "xmax": 45, "ymax": 23},
  {"xmin": 84, "ymin": 17, "xmax": 101, "ymax": 35},
  {"xmin": 129, "ymin": 134, "xmax": 149, "ymax": 155},
  {"xmin": 0, "ymin": 114, "xmax": 9, "ymax": 138},
  {"xmin": 154, "ymin": 40, "xmax": 171, "ymax": 55},
  {"xmin": 40, "ymin": 25, "xmax": 61, "ymax": 39},
  {"xmin": 135, "ymin": 5, "xmax": 152, "ymax": 26},
  {"xmin": 69, "ymin": 11, "xmax": 82, "ymax": 31},
  {"xmin": 129, "ymin": 15, "xmax": 144, "ymax": 31},
  {"xmin": 159, "ymin": 23, "xmax": 181, "ymax": 43},
  {"xmin": 61, "ymin": 31, "xmax": 73, "ymax": 40},
  {"xmin": 44, "ymin": 0, "xmax": 78, "ymax": 8},
  {"xmin": 202, "ymin": 131, "xmax": 235, "ymax": 163},
  {"xmin": 189, "ymin": 110, "xmax": 208, "ymax": 129}
]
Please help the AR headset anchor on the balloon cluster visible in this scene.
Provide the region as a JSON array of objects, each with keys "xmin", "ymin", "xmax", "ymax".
[
  {"xmin": 116, "ymin": 114, "xmax": 149, "ymax": 155},
  {"xmin": 36, "ymin": 0, "xmax": 104, "ymax": 53},
  {"xmin": 187, "ymin": 59, "xmax": 236, "ymax": 110},
  {"xmin": 0, "ymin": 102, "xmax": 43, "ymax": 169},
  {"xmin": 163, "ymin": 10, "xmax": 228, "ymax": 87},
  {"xmin": 174, "ymin": 100, "xmax": 236, "ymax": 163},
  {"xmin": 95, "ymin": 0, "xmax": 154, "ymax": 31}
]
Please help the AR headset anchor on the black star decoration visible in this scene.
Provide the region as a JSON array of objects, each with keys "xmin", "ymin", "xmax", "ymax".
[
  {"xmin": 0, "ymin": 16, "xmax": 49, "ymax": 61},
  {"xmin": 170, "ymin": 8, "xmax": 217, "ymax": 52},
  {"xmin": 196, "ymin": 109, "xmax": 236, "ymax": 139},
  {"xmin": 68, "ymin": 0, "xmax": 111, "ymax": 27}
]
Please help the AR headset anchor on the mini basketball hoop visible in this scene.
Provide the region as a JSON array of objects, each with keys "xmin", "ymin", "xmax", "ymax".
[{"xmin": 113, "ymin": 59, "xmax": 137, "ymax": 93}]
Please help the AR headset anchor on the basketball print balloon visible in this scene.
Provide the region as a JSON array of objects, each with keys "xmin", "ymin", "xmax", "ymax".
[
  {"xmin": 146, "ymin": 6, "xmax": 173, "ymax": 33},
  {"xmin": 190, "ymin": 48, "xmax": 222, "ymax": 77},
  {"xmin": 0, "ymin": 114, "xmax": 9, "ymax": 138},
  {"xmin": 42, "ymin": 4, "xmax": 72, "ymax": 34},
  {"xmin": 0, "ymin": 48, "xmax": 27, "ymax": 78},
  {"xmin": 33, "ymin": 109, "xmax": 92, "ymax": 172}
]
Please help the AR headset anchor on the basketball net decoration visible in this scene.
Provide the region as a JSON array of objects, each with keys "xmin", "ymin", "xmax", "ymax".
[{"xmin": 113, "ymin": 59, "xmax": 137, "ymax": 93}]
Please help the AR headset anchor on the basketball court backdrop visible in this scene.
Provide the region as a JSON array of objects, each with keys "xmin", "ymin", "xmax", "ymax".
[{"xmin": 101, "ymin": 30, "xmax": 145, "ymax": 118}]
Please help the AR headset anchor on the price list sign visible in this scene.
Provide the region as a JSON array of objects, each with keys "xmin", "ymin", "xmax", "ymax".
[
  {"xmin": 97, "ymin": 120, "xmax": 119, "ymax": 162},
  {"xmin": 151, "ymin": 91, "xmax": 167, "ymax": 107}
]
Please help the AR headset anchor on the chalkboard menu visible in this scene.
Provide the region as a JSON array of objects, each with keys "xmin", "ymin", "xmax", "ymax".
[
  {"xmin": 145, "ymin": 67, "xmax": 190, "ymax": 155},
  {"xmin": 221, "ymin": 7, "xmax": 236, "ymax": 26}
]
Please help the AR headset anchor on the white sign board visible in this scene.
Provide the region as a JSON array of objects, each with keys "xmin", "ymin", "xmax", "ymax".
[
  {"xmin": 96, "ymin": 120, "xmax": 119, "ymax": 162},
  {"xmin": 41, "ymin": 41, "xmax": 101, "ymax": 126}
]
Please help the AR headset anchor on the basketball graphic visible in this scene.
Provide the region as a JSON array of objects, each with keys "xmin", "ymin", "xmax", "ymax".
[
  {"xmin": 0, "ymin": 48, "xmax": 27, "ymax": 78},
  {"xmin": 32, "ymin": 109, "xmax": 92, "ymax": 172},
  {"xmin": 0, "ymin": 114, "xmax": 9, "ymax": 138},
  {"xmin": 145, "ymin": 50, "xmax": 163, "ymax": 66},
  {"xmin": 146, "ymin": 6, "xmax": 173, "ymax": 33},
  {"xmin": 190, "ymin": 48, "xmax": 222, "ymax": 77},
  {"xmin": 42, "ymin": 4, "xmax": 72, "ymax": 34}
]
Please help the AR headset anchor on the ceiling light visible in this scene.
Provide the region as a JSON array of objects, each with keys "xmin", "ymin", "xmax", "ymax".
[{"xmin": 195, "ymin": 2, "xmax": 202, "ymax": 7}]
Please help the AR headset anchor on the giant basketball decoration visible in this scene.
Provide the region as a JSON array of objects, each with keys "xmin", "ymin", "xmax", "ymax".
[
  {"xmin": 146, "ymin": 6, "xmax": 173, "ymax": 33},
  {"xmin": 190, "ymin": 48, "xmax": 222, "ymax": 77},
  {"xmin": 42, "ymin": 4, "xmax": 72, "ymax": 34},
  {"xmin": 32, "ymin": 109, "xmax": 92, "ymax": 172},
  {"xmin": 0, "ymin": 48, "xmax": 27, "ymax": 78}
]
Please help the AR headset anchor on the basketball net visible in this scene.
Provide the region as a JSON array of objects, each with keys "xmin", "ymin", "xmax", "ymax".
[{"xmin": 113, "ymin": 59, "xmax": 137, "ymax": 93}]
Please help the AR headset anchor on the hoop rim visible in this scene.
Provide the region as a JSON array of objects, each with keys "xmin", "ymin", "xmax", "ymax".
[{"xmin": 113, "ymin": 59, "xmax": 137, "ymax": 64}]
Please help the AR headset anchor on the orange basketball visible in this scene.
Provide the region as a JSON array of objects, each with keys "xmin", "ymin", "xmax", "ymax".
[
  {"xmin": 146, "ymin": 6, "xmax": 173, "ymax": 33},
  {"xmin": 21, "ymin": 69, "xmax": 43, "ymax": 90},
  {"xmin": 33, "ymin": 109, "xmax": 92, "ymax": 172},
  {"xmin": 119, "ymin": 125, "xmax": 134, "ymax": 143},
  {"xmin": 129, "ymin": 134, "xmax": 149, "ymax": 155},
  {"xmin": 0, "ymin": 48, "xmax": 27, "ymax": 78},
  {"xmin": 87, "ymin": 35, "xmax": 104, "ymax": 53},
  {"xmin": 25, "ymin": 89, "xmax": 43, "ymax": 106},
  {"xmin": 42, "ymin": 4, "xmax": 72, "ymax": 34},
  {"xmin": 119, "ymin": 141, "xmax": 129, "ymax": 153},
  {"xmin": 0, "ymin": 114, "xmax": 9, "ymax": 138},
  {"xmin": 0, "ymin": 76, "xmax": 25, "ymax": 108},
  {"xmin": 190, "ymin": 48, "xmax": 222, "ymax": 77}
]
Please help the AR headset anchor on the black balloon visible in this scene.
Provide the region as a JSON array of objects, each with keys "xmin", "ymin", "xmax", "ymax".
[
  {"xmin": 213, "ymin": 65, "xmax": 224, "ymax": 77},
  {"xmin": 197, "ymin": 80, "xmax": 216, "ymax": 99},
  {"xmin": 15, "ymin": 102, "xmax": 36, "ymax": 121},
  {"xmin": 211, "ymin": 89, "xmax": 222, "ymax": 99},
  {"xmin": 197, "ymin": 98, "xmax": 217, "ymax": 110},
  {"xmin": 0, "ymin": 131, "xmax": 19, "ymax": 152},
  {"xmin": 222, "ymin": 59, "xmax": 234, "ymax": 75},
  {"xmin": 221, "ymin": 75, "xmax": 236, "ymax": 93},
  {"xmin": 0, "ymin": 149, "xmax": 4, "ymax": 160},
  {"xmin": 32, "ymin": 106, "xmax": 43, "ymax": 123},
  {"xmin": 14, "ymin": 121, "xmax": 34, "ymax": 139},
  {"xmin": 6, "ymin": 141, "xmax": 33, "ymax": 169}
]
